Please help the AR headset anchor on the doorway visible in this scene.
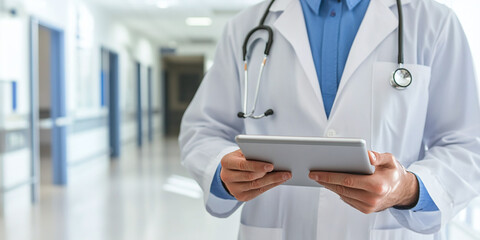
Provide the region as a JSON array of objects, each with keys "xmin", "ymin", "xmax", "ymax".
[
  {"xmin": 31, "ymin": 20, "xmax": 67, "ymax": 185},
  {"xmin": 162, "ymin": 55, "xmax": 204, "ymax": 136},
  {"xmin": 101, "ymin": 48, "xmax": 121, "ymax": 158}
]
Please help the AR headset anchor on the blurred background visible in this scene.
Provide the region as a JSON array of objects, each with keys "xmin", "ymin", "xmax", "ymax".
[{"xmin": 0, "ymin": 0, "xmax": 478, "ymax": 239}]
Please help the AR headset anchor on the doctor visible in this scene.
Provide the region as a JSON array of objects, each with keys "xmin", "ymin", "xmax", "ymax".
[{"xmin": 179, "ymin": 0, "xmax": 480, "ymax": 239}]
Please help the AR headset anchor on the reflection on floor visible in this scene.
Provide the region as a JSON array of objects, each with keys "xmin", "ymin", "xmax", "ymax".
[{"xmin": 0, "ymin": 137, "xmax": 240, "ymax": 240}]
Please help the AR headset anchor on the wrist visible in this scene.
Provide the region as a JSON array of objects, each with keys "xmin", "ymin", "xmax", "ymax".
[
  {"xmin": 221, "ymin": 177, "xmax": 232, "ymax": 196},
  {"xmin": 395, "ymin": 171, "xmax": 419, "ymax": 208}
]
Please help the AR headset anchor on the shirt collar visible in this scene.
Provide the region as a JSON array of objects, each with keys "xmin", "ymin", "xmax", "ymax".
[{"xmin": 304, "ymin": 0, "xmax": 363, "ymax": 14}]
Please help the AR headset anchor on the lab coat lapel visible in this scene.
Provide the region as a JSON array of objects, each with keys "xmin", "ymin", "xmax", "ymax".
[
  {"xmin": 273, "ymin": 0, "xmax": 327, "ymax": 123},
  {"xmin": 334, "ymin": 0, "xmax": 398, "ymax": 106}
]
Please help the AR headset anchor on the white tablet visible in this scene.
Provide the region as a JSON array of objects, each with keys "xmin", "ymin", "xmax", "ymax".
[{"xmin": 235, "ymin": 135, "xmax": 375, "ymax": 187}]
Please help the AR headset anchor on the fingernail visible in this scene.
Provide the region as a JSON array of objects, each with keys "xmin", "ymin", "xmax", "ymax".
[
  {"xmin": 283, "ymin": 173, "xmax": 290, "ymax": 180},
  {"xmin": 265, "ymin": 165, "xmax": 274, "ymax": 172},
  {"xmin": 369, "ymin": 151, "xmax": 376, "ymax": 163}
]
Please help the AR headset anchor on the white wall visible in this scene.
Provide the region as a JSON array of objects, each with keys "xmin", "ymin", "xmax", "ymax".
[
  {"xmin": 0, "ymin": 15, "xmax": 29, "ymax": 119},
  {"xmin": 0, "ymin": 16, "xmax": 30, "ymax": 178},
  {"xmin": 82, "ymin": 1, "xmax": 160, "ymax": 144},
  {"xmin": 0, "ymin": 14, "xmax": 32, "ymax": 223},
  {"xmin": 2, "ymin": 0, "xmax": 162, "ymax": 169}
]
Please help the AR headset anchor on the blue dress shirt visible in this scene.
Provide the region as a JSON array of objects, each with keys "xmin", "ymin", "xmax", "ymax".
[
  {"xmin": 211, "ymin": 0, "xmax": 438, "ymax": 211},
  {"xmin": 301, "ymin": 0, "xmax": 369, "ymax": 118},
  {"xmin": 211, "ymin": 164, "xmax": 236, "ymax": 200}
]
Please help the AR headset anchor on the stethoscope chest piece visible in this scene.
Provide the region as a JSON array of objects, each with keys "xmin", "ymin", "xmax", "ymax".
[{"xmin": 390, "ymin": 67, "xmax": 412, "ymax": 90}]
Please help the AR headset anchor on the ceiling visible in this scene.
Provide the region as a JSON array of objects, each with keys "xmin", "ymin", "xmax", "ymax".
[{"xmin": 83, "ymin": 0, "xmax": 263, "ymax": 46}]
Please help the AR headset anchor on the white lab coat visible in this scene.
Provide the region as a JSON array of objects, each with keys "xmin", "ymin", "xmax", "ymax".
[{"xmin": 179, "ymin": 0, "xmax": 480, "ymax": 239}]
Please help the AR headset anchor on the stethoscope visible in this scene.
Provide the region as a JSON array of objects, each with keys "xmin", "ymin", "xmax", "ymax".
[{"xmin": 238, "ymin": 0, "xmax": 412, "ymax": 120}]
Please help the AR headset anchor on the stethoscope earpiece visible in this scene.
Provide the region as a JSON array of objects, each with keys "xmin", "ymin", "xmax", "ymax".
[
  {"xmin": 237, "ymin": 109, "xmax": 274, "ymax": 119},
  {"xmin": 237, "ymin": 112, "xmax": 246, "ymax": 118}
]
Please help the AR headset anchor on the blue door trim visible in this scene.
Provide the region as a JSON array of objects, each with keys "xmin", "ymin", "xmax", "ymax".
[
  {"xmin": 100, "ymin": 70, "xmax": 105, "ymax": 107},
  {"xmin": 136, "ymin": 62, "xmax": 143, "ymax": 147},
  {"xmin": 30, "ymin": 18, "xmax": 68, "ymax": 189},
  {"xmin": 48, "ymin": 27, "xmax": 67, "ymax": 185},
  {"xmin": 103, "ymin": 49, "xmax": 121, "ymax": 158},
  {"xmin": 147, "ymin": 67, "xmax": 153, "ymax": 142},
  {"xmin": 12, "ymin": 81, "xmax": 17, "ymax": 111}
]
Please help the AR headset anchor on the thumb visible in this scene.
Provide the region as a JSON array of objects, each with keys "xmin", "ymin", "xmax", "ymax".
[
  {"xmin": 368, "ymin": 151, "xmax": 379, "ymax": 166},
  {"xmin": 369, "ymin": 151, "xmax": 397, "ymax": 168}
]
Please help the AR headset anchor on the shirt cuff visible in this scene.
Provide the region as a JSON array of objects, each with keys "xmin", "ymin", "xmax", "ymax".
[
  {"xmin": 210, "ymin": 164, "xmax": 236, "ymax": 200},
  {"xmin": 395, "ymin": 173, "xmax": 439, "ymax": 212}
]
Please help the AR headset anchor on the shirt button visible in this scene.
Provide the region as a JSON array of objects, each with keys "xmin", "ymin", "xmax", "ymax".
[
  {"xmin": 330, "ymin": 11, "xmax": 336, "ymax": 17},
  {"xmin": 327, "ymin": 129, "xmax": 336, "ymax": 137}
]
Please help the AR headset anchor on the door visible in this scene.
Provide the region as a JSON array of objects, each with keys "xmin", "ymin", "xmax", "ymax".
[
  {"xmin": 31, "ymin": 20, "xmax": 67, "ymax": 185},
  {"xmin": 49, "ymin": 27, "xmax": 67, "ymax": 185},
  {"xmin": 101, "ymin": 48, "xmax": 121, "ymax": 158},
  {"xmin": 163, "ymin": 56, "xmax": 204, "ymax": 136}
]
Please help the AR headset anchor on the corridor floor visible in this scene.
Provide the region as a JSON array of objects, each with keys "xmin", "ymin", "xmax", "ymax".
[{"xmin": 0, "ymin": 137, "xmax": 240, "ymax": 240}]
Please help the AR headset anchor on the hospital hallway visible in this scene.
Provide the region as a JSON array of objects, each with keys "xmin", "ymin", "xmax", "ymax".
[
  {"xmin": 0, "ymin": 137, "xmax": 240, "ymax": 240},
  {"xmin": 0, "ymin": 0, "xmax": 480, "ymax": 239}
]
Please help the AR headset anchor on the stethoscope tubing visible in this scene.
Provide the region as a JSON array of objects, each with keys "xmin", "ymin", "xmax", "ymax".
[
  {"xmin": 396, "ymin": 0, "xmax": 404, "ymax": 65},
  {"xmin": 238, "ymin": 0, "xmax": 412, "ymax": 119},
  {"xmin": 238, "ymin": 1, "xmax": 275, "ymax": 119},
  {"xmin": 242, "ymin": 56, "xmax": 268, "ymax": 118}
]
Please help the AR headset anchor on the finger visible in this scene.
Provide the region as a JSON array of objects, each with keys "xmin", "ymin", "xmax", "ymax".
[
  {"xmin": 321, "ymin": 182, "xmax": 376, "ymax": 202},
  {"xmin": 339, "ymin": 195, "xmax": 376, "ymax": 214},
  {"xmin": 234, "ymin": 172, "xmax": 291, "ymax": 191},
  {"xmin": 309, "ymin": 171, "xmax": 374, "ymax": 191},
  {"xmin": 221, "ymin": 168, "xmax": 267, "ymax": 183},
  {"xmin": 222, "ymin": 156, "xmax": 274, "ymax": 172},
  {"xmin": 237, "ymin": 180, "xmax": 288, "ymax": 202}
]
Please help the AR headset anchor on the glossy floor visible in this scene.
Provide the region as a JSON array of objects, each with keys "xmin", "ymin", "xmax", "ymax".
[
  {"xmin": 1, "ymin": 137, "xmax": 479, "ymax": 240},
  {"xmin": 0, "ymin": 137, "xmax": 240, "ymax": 240}
]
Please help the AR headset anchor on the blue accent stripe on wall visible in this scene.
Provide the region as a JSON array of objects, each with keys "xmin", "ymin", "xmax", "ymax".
[
  {"xmin": 100, "ymin": 71, "xmax": 105, "ymax": 107},
  {"xmin": 12, "ymin": 81, "xmax": 17, "ymax": 111},
  {"xmin": 136, "ymin": 62, "xmax": 143, "ymax": 147},
  {"xmin": 109, "ymin": 52, "xmax": 121, "ymax": 157},
  {"xmin": 148, "ymin": 67, "xmax": 153, "ymax": 142}
]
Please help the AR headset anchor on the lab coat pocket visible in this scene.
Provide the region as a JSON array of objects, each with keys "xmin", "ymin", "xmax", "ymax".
[
  {"xmin": 370, "ymin": 228, "xmax": 434, "ymax": 240},
  {"xmin": 238, "ymin": 223, "xmax": 283, "ymax": 240},
  {"xmin": 371, "ymin": 62, "xmax": 431, "ymax": 162}
]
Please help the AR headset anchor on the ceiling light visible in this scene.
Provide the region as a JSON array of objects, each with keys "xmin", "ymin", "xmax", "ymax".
[
  {"xmin": 156, "ymin": 1, "xmax": 169, "ymax": 8},
  {"xmin": 185, "ymin": 17, "xmax": 212, "ymax": 27}
]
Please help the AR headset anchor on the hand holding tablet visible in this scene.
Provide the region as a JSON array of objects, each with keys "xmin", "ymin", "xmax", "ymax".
[
  {"xmin": 233, "ymin": 135, "xmax": 419, "ymax": 212},
  {"xmin": 219, "ymin": 149, "xmax": 292, "ymax": 202}
]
